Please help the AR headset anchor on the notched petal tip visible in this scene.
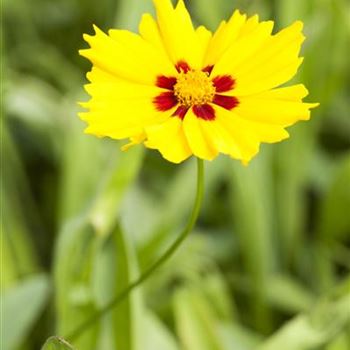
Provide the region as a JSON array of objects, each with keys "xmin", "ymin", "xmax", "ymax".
[
  {"xmin": 153, "ymin": 0, "xmax": 173, "ymax": 12},
  {"xmin": 196, "ymin": 25, "xmax": 212, "ymax": 37},
  {"xmin": 175, "ymin": 0, "xmax": 185, "ymax": 10},
  {"xmin": 292, "ymin": 20, "xmax": 304, "ymax": 31},
  {"xmin": 82, "ymin": 24, "xmax": 103, "ymax": 43},
  {"xmin": 92, "ymin": 24, "xmax": 103, "ymax": 34},
  {"xmin": 121, "ymin": 142, "xmax": 134, "ymax": 152},
  {"xmin": 86, "ymin": 71, "xmax": 93, "ymax": 81},
  {"xmin": 77, "ymin": 102, "xmax": 89, "ymax": 109},
  {"xmin": 238, "ymin": 146, "xmax": 260, "ymax": 166},
  {"xmin": 83, "ymin": 83, "xmax": 93, "ymax": 95},
  {"xmin": 228, "ymin": 9, "xmax": 244, "ymax": 21},
  {"xmin": 79, "ymin": 48, "xmax": 91, "ymax": 58},
  {"xmin": 139, "ymin": 13, "xmax": 153, "ymax": 34},
  {"xmin": 140, "ymin": 12, "xmax": 152, "ymax": 21},
  {"xmin": 309, "ymin": 102, "xmax": 320, "ymax": 109},
  {"xmin": 298, "ymin": 84, "xmax": 309, "ymax": 98},
  {"xmin": 265, "ymin": 20, "xmax": 275, "ymax": 32},
  {"xmin": 121, "ymin": 142, "xmax": 135, "ymax": 152},
  {"xmin": 122, "ymin": 133, "xmax": 146, "ymax": 152},
  {"xmin": 159, "ymin": 151, "xmax": 187, "ymax": 164},
  {"xmin": 78, "ymin": 111, "xmax": 89, "ymax": 120},
  {"xmin": 82, "ymin": 33, "xmax": 93, "ymax": 43},
  {"xmin": 83, "ymin": 126, "xmax": 103, "ymax": 137},
  {"xmin": 279, "ymin": 129, "xmax": 290, "ymax": 141}
]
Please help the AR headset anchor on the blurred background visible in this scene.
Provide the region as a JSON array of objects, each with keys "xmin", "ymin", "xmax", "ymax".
[{"xmin": 2, "ymin": 0, "xmax": 350, "ymax": 349}]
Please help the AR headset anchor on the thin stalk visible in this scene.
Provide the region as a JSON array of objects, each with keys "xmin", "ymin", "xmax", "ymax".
[{"xmin": 66, "ymin": 158, "xmax": 205, "ymax": 342}]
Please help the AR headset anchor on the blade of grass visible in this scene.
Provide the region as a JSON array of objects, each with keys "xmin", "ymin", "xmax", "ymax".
[
  {"xmin": 91, "ymin": 225, "xmax": 144, "ymax": 350},
  {"xmin": 2, "ymin": 274, "xmax": 50, "ymax": 350},
  {"xmin": 257, "ymin": 280, "xmax": 350, "ymax": 350},
  {"xmin": 173, "ymin": 286, "xmax": 224, "ymax": 350},
  {"xmin": 54, "ymin": 217, "xmax": 99, "ymax": 350},
  {"xmin": 41, "ymin": 336, "xmax": 75, "ymax": 350},
  {"xmin": 228, "ymin": 152, "xmax": 275, "ymax": 333}
]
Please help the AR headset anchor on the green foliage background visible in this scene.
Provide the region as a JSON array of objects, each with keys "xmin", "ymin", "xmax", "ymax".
[{"xmin": 2, "ymin": 0, "xmax": 350, "ymax": 349}]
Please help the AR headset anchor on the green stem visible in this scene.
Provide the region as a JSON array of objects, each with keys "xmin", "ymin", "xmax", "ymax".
[{"xmin": 66, "ymin": 158, "xmax": 205, "ymax": 342}]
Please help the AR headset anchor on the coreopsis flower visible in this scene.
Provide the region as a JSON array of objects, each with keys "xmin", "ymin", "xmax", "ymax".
[{"xmin": 79, "ymin": 0, "xmax": 318, "ymax": 164}]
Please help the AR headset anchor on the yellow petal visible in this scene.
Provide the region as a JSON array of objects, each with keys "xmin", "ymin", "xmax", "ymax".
[
  {"xmin": 80, "ymin": 111, "xmax": 157, "ymax": 140},
  {"xmin": 237, "ymin": 14, "xmax": 259, "ymax": 38},
  {"xmin": 211, "ymin": 20, "xmax": 274, "ymax": 77},
  {"xmin": 153, "ymin": 0, "xmax": 204, "ymax": 68},
  {"xmin": 86, "ymin": 66, "xmax": 116, "ymax": 83},
  {"xmin": 83, "ymin": 79, "xmax": 162, "ymax": 101},
  {"xmin": 182, "ymin": 110, "xmax": 218, "ymax": 160},
  {"xmin": 250, "ymin": 84, "xmax": 309, "ymax": 101},
  {"xmin": 145, "ymin": 117, "xmax": 192, "ymax": 163},
  {"xmin": 235, "ymin": 94, "xmax": 319, "ymax": 126},
  {"xmin": 81, "ymin": 116, "xmax": 140, "ymax": 139},
  {"xmin": 204, "ymin": 10, "xmax": 247, "ymax": 67},
  {"xmin": 232, "ymin": 21, "xmax": 305, "ymax": 95},
  {"xmin": 80, "ymin": 25, "xmax": 175, "ymax": 85},
  {"xmin": 80, "ymin": 97, "xmax": 164, "ymax": 124},
  {"xmin": 214, "ymin": 106, "xmax": 290, "ymax": 163},
  {"xmin": 79, "ymin": 80, "xmax": 167, "ymax": 140},
  {"xmin": 108, "ymin": 28, "xmax": 176, "ymax": 76},
  {"xmin": 233, "ymin": 58, "xmax": 304, "ymax": 96},
  {"xmin": 195, "ymin": 110, "xmax": 243, "ymax": 160},
  {"xmin": 212, "ymin": 108, "xmax": 259, "ymax": 162},
  {"xmin": 139, "ymin": 13, "xmax": 169, "ymax": 57},
  {"xmin": 122, "ymin": 132, "xmax": 146, "ymax": 151},
  {"xmin": 196, "ymin": 26, "xmax": 212, "ymax": 63}
]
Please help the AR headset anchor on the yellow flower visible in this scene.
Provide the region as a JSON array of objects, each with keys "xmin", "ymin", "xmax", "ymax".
[{"xmin": 79, "ymin": 0, "xmax": 318, "ymax": 164}]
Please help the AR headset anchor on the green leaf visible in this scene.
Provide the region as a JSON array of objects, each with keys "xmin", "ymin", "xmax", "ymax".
[
  {"xmin": 274, "ymin": 124, "xmax": 317, "ymax": 270},
  {"xmin": 142, "ymin": 312, "xmax": 179, "ymax": 350},
  {"xmin": 2, "ymin": 274, "xmax": 50, "ymax": 350},
  {"xmin": 326, "ymin": 331, "xmax": 350, "ymax": 350},
  {"xmin": 1, "ymin": 124, "xmax": 39, "ymax": 289},
  {"xmin": 93, "ymin": 227, "xmax": 179, "ymax": 350},
  {"xmin": 54, "ymin": 218, "xmax": 99, "ymax": 350},
  {"xmin": 89, "ymin": 146, "xmax": 143, "ymax": 236},
  {"xmin": 200, "ymin": 272, "xmax": 237, "ymax": 322},
  {"xmin": 55, "ymin": 143, "xmax": 142, "ymax": 348},
  {"xmin": 217, "ymin": 324, "xmax": 262, "ymax": 350},
  {"xmin": 93, "ymin": 224, "xmax": 178, "ymax": 350},
  {"xmin": 266, "ymin": 275, "xmax": 314, "ymax": 313},
  {"xmin": 317, "ymin": 155, "xmax": 350, "ymax": 240},
  {"xmin": 257, "ymin": 285, "xmax": 350, "ymax": 350},
  {"xmin": 173, "ymin": 275, "xmax": 262, "ymax": 350},
  {"xmin": 92, "ymin": 225, "xmax": 144, "ymax": 350},
  {"xmin": 228, "ymin": 153, "xmax": 275, "ymax": 332},
  {"xmin": 57, "ymin": 115, "xmax": 110, "ymax": 222},
  {"xmin": 111, "ymin": 226, "xmax": 143, "ymax": 350},
  {"xmin": 174, "ymin": 286, "xmax": 224, "ymax": 350},
  {"xmin": 41, "ymin": 336, "xmax": 74, "ymax": 350}
]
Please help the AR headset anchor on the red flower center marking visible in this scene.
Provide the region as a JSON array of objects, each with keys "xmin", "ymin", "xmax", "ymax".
[
  {"xmin": 175, "ymin": 60, "xmax": 191, "ymax": 73},
  {"xmin": 154, "ymin": 61, "xmax": 239, "ymax": 121},
  {"xmin": 212, "ymin": 75, "xmax": 236, "ymax": 92}
]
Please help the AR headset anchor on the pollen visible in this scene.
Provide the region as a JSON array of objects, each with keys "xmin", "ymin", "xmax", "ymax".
[{"xmin": 174, "ymin": 70, "xmax": 216, "ymax": 107}]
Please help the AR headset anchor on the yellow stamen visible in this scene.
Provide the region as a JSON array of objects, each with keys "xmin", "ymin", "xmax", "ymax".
[{"xmin": 174, "ymin": 70, "xmax": 215, "ymax": 107}]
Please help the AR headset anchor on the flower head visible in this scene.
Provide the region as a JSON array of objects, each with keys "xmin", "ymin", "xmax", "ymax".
[{"xmin": 79, "ymin": 0, "xmax": 318, "ymax": 164}]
